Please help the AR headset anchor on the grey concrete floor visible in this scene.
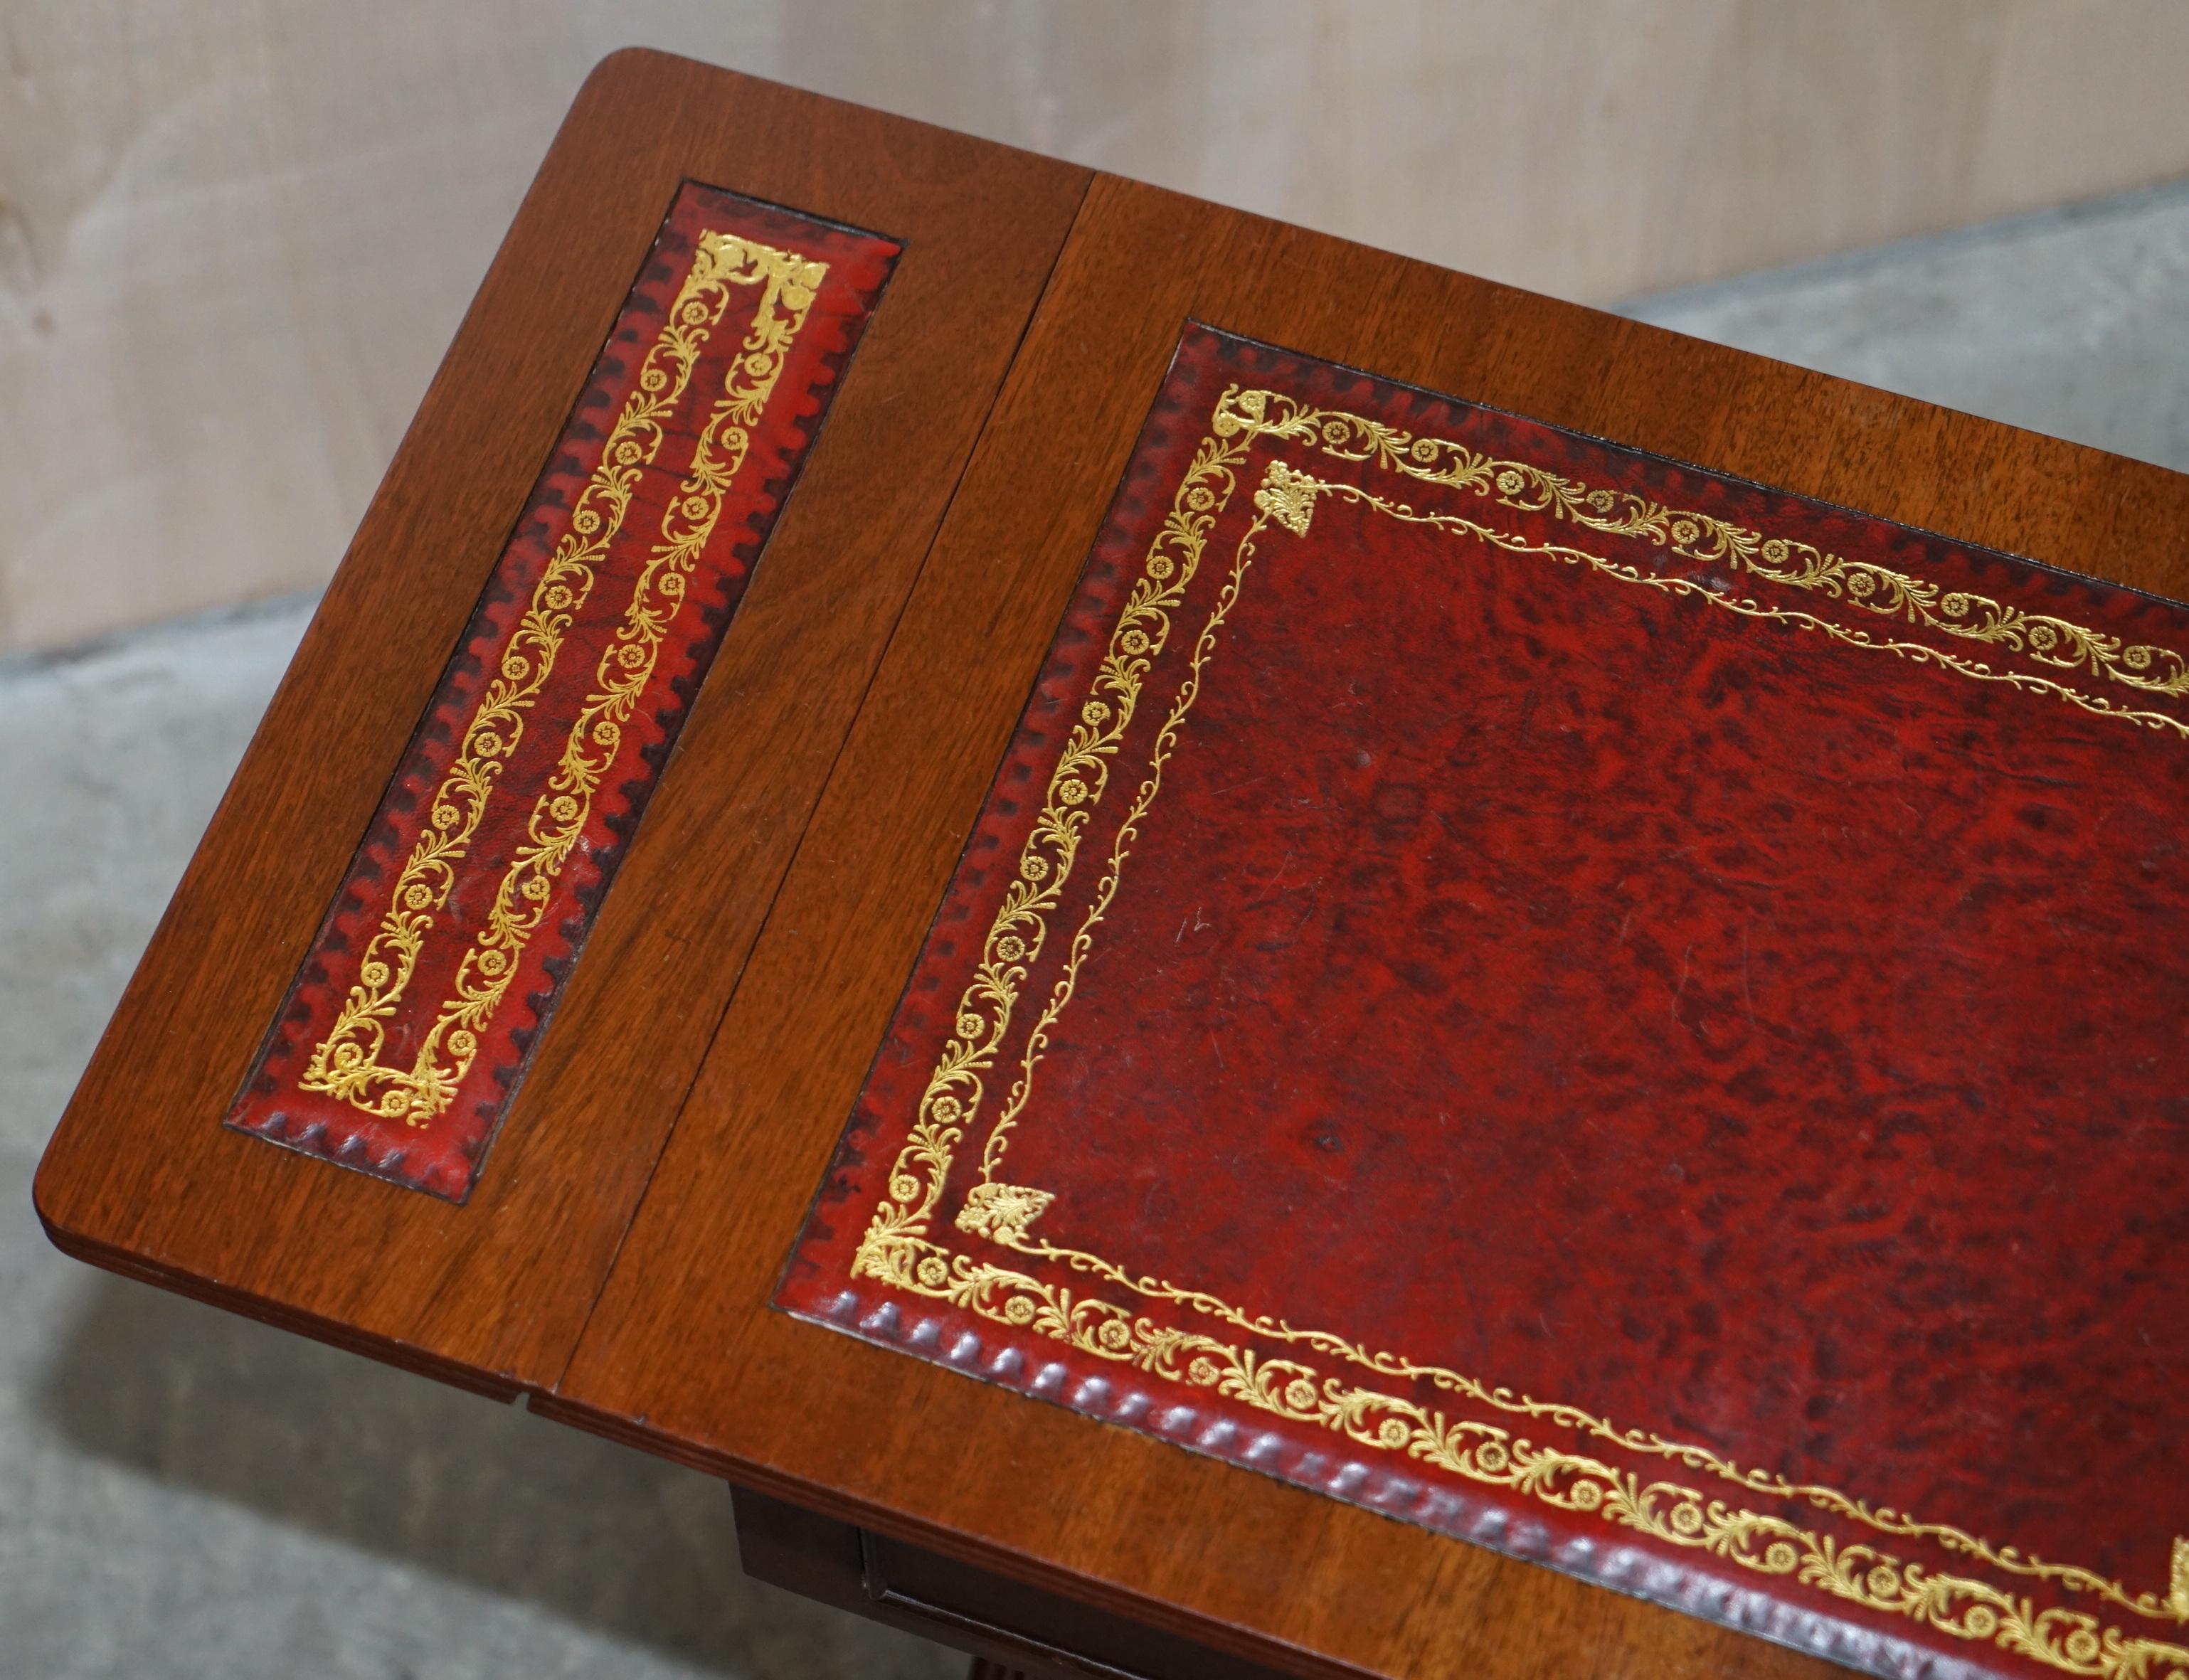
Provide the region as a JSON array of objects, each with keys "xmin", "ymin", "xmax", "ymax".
[
  {"xmin": 1626, "ymin": 175, "xmax": 2189, "ymax": 476},
  {"xmin": 6, "ymin": 177, "xmax": 2187, "ymax": 1678}
]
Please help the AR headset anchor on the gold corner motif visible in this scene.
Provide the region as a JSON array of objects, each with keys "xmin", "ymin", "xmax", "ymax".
[
  {"xmin": 848, "ymin": 377, "xmax": 2189, "ymax": 1680},
  {"xmin": 954, "ymin": 1182, "xmax": 1056, "ymax": 1243},
  {"xmin": 298, "ymin": 232, "xmax": 829, "ymax": 1126},
  {"xmin": 1253, "ymin": 458, "xmax": 1321, "ymax": 536}
]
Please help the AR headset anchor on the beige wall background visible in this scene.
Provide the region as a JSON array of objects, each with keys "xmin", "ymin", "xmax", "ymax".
[{"xmin": 5, "ymin": 1, "xmax": 2188, "ymax": 656}]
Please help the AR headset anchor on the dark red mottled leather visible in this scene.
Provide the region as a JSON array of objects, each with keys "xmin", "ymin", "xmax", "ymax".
[
  {"xmin": 229, "ymin": 184, "xmax": 896, "ymax": 1201},
  {"xmin": 783, "ymin": 326, "xmax": 2189, "ymax": 1680}
]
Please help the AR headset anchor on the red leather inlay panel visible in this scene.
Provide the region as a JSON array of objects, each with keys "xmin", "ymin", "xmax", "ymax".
[
  {"xmin": 229, "ymin": 183, "xmax": 896, "ymax": 1201},
  {"xmin": 784, "ymin": 326, "xmax": 2189, "ymax": 1680}
]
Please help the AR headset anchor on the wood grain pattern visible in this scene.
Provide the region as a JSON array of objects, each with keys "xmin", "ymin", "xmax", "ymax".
[
  {"xmin": 32, "ymin": 48, "xmax": 1088, "ymax": 1388},
  {"xmin": 38, "ymin": 51, "xmax": 2189, "ymax": 1680},
  {"xmin": 541, "ymin": 171, "xmax": 2189, "ymax": 1679}
]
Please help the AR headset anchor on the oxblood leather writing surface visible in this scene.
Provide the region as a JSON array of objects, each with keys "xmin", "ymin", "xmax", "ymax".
[{"xmin": 783, "ymin": 325, "xmax": 2189, "ymax": 1680}]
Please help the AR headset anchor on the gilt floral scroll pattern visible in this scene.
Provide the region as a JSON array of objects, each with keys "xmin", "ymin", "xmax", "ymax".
[
  {"xmin": 855, "ymin": 1243, "xmax": 2189, "ymax": 1680},
  {"xmin": 1260, "ymin": 393, "xmax": 2189, "ymax": 713},
  {"xmin": 853, "ymin": 405, "xmax": 1275, "ymax": 1275}
]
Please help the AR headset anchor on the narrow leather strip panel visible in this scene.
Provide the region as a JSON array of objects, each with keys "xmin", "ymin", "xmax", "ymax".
[{"xmin": 228, "ymin": 182, "xmax": 898, "ymax": 1200}]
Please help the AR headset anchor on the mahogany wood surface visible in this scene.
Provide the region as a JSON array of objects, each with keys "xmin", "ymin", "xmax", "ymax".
[
  {"xmin": 38, "ymin": 48, "xmax": 2189, "ymax": 1680},
  {"xmin": 31, "ymin": 49, "xmax": 1089, "ymax": 1389}
]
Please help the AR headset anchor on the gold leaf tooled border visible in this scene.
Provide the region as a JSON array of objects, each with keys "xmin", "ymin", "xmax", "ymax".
[
  {"xmin": 299, "ymin": 233, "xmax": 827, "ymax": 1127},
  {"xmin": 849, "ymin": 381, "xmax": 2189, "ymax": 1680}
]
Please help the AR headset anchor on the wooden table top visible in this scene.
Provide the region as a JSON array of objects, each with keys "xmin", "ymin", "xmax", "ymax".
[{"xmin": 37, "ymin": 48, "xmax": 2189, "ymax": 1680}]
